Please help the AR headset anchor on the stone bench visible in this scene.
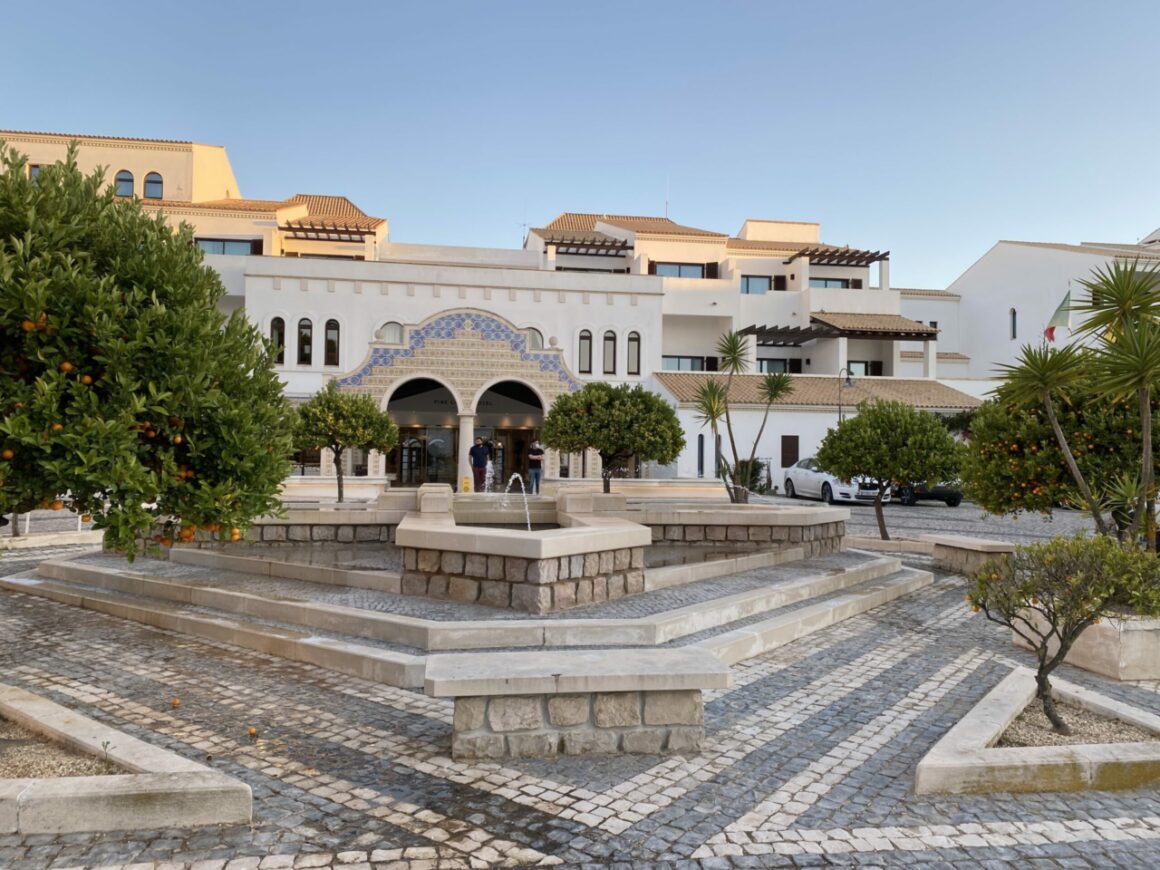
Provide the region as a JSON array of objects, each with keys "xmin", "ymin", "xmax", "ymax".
[
  {"xmin": 424, "ymin": 648, "xmax": 732, "ymax": 759},
  {"xmin": 921, "ymin": 534, "xmax": 1015, "ymax": 576}
]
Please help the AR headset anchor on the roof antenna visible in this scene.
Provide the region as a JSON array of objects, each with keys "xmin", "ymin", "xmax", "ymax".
[{"xmin": 665, "ymin": 174, "xmax": 670, "ymax": 219}]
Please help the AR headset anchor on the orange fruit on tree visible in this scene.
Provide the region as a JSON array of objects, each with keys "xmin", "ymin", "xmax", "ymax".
[
  {"xmin": 51, "ymin": 423, "xmax": 63, "ymax": 431},
  {"xmin": 1, "ymin": 449, "xmax": 13, "ymax": 460},
  {"xmin": 81, "ymin": 514, "xmax": 92, "ymax": 522},
  {"xmin": 173, "ymin": 435, "xmax": 183, "ymax": 445},
  {"xmin": 160, "ymin": 536, "xmax": 173, "ymax": 547},
  {"xmin": 59, "ymin": 361, "xmax": 74, "ymax": 373},
  {"xmin": 80, "ymin": 375, "xmax": 93, "ymax": 386},
  {"xmin": 229, "ymin": 528, "xmax": 242, "ymax": 541},
  {"xmin": 20, "ymin": 320, "xmax": 36, "ymax": 332},
  {"xmin": 50, "ymin": 500, "xmax": 64, "ymax": 510}
]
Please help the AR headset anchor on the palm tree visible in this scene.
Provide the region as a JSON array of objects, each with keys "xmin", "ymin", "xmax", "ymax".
[
  {"xmin": 997, "ymin": 344, "xmax": 1111, "ymax": 536},
  {"xmin": 1074, "ymin": 261, "xmax": 1160, "ymax": 548},
  {"xmin": 693, "ymin": 332, "xmax": 794, "ymax": 503}
]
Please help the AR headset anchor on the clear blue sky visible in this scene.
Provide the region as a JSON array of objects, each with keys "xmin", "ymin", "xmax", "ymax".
[{"xmin": 6, "ymin": 0, "xmax": 1158, "ymax": 288}]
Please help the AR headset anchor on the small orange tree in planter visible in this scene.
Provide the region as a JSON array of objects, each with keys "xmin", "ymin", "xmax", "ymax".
[{"xmin": 969, "ymin": 534, "xmax": 1160, "ymax": 734}]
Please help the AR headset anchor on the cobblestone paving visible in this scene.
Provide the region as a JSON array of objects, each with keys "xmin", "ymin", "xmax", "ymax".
[{"xmin": 5, "ymin": 547, "xmax": 1160, "ymax": 868}]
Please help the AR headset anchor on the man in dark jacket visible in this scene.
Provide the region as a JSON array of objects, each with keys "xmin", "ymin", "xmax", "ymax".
[{"xmin": 469, "ymin": 437, "xmax": 491, "ymax": 492}]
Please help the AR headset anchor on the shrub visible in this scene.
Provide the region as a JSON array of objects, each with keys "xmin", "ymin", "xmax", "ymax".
[{"xmin": 968, "ymin": 534, "xmax": 1160, "ymax": 733}]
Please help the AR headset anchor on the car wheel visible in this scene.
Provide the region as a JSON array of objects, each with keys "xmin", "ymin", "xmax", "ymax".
[
  {"xmin": 785, "ymin": 479, "xmax": 796, "ymax": 499},
  {"xmin": 822, "ymin": 483, "xmax": 834, "ymax": 505},
  {"xmin": 899, "ymin": 487, "xmax": 917, "ymax": 506},
  {"xmin": 945, "ymin": 494, "xmax": 962, "ymax": 507}
]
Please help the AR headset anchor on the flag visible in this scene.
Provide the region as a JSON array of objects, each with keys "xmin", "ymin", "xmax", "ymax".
[{"xmin": 1044, "ymin": 290, "xmax": 1070, "ymax": 342}]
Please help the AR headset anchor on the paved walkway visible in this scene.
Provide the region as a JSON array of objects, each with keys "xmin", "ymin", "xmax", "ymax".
[{"xmin": 4, "ymin": 542, "xmax": 1160, "ymax": 868}]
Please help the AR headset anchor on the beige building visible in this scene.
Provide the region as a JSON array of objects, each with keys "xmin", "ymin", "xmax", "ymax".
[{"xmin": 2, "ymin": 129, "xmax": 975, "ymax": 494}]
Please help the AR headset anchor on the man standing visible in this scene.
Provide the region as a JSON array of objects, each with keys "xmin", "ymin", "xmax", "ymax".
[
  {"xmin": 469, "ymin": 437, "xmax": 491, "ymax": 492},
  {"xmin": 527, "ymin": 440, "xmax": 545, "ymax": 495}
]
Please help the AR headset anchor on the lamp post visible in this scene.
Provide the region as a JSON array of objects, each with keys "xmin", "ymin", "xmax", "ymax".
[{"xmin": 837, "ymin": 367, "xmax": 854, "ymax": 423}]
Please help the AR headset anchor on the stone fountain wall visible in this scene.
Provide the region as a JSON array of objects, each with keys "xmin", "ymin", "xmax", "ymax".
[
  {"xmin": 401, "ymin": 545, "xmax": 645, "ymax": 613},
  {"xmin": 647, "ymin": 519, "xmax": 845, "ymax": 558}
]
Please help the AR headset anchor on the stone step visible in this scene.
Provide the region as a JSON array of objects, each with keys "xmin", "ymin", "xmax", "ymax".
[{"xmin": 27, "ymin": 550, "xmax": 904, "ymax": 652}]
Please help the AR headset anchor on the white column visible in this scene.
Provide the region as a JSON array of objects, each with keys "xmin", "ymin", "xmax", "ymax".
[
  {"xmin": 458, "ymin": 412, "xmax": 475, "ymax": 492},
  {"xmin": 320, "ymin": 448, "xmax": 336, "ymax": 478},
  {"xmin": 879, "ymin": 259, "xmax": 890, "ymax": 292},
  {"xmin": 836, "ymin": 336, "xmax": 849, "ymax": 371},
  {"xmin": 923, "ymin": 338, "xmax": 938, "ymax": 379}
]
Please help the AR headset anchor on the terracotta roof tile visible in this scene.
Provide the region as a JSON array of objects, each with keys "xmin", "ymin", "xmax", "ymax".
[
  {"xmin": 543, "ymin": 212, "xmax": 725, "ymax": 238},
  {"xmin": 897, "ymin": 287, "xmax": 960, "ymax": 299},
  {"xmin": 654, "ymin": 372, "xmax": 981, "ymax": 410},
  {"xmin": 1002, "ymin": 240, "xmax": 1160, "ymax": 260},
  {"xmin": 284, "ymin": 215, "xmax": 385, "ymax": 230},
  {"xmin": 139, "ymin": 198, "xmax": 295, "ymax": 213},
  {"xmin": 288, "ymin": 194, "xmax": 368, "ymax": 218},
  {"xmin": 810, "ymin": 312, "xmax": 938, "ymax": 335},
  {"xmin": 0, "ymin": 129, "xmax": 194, "ymax": 145},
  {"xmin": 899, "ymin": 351, "xmax": 970, "ymax": 361}
]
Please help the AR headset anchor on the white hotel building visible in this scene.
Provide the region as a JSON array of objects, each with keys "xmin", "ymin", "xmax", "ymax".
[{"xmin": 4, "ymin": 130, "xmax": 987, "ymax": 492}]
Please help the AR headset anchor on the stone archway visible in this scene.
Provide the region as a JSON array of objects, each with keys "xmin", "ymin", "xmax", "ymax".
[{"xmin": 385, "ymin": 378, "xmax": 462, "ymax": 485}]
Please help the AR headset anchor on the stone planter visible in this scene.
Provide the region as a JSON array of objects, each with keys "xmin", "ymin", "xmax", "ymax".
[{"xmin": 1013, "ymin": 613, "xmax": 1160, "ymax": 681}]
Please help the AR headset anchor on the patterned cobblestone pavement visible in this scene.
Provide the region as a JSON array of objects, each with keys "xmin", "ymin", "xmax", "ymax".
[{"xmin": 4, "ymin": 543, "xmax": 1160, "ymax": 869}]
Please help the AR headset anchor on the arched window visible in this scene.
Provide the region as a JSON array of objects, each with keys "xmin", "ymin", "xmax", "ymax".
[
  {"xmin": 114, "ymin": 170, "xmax": 134, "ymax": 197},
  {"xmin": 603, "ymin": 330, "xmax": 617, "ymax": 375},
  {"xmin": 270, "ymin": 317, "xmax": 285, "ymax": 365},
  {"xmin": 697, "ymin": 433, "xmax": 705, "ymax": 478},
  {"xmin": 527, "ymin": 328, "xmax": 544, "ymax": 350},
  {"xmin": 297, "ymin": 318, "xmax": 313, "ymax": 365},
  {"xmin": 627, "ymin": 331, "xmax": 641, "ymax": 376},
  {"xmin": 143, "ymin": 172, "xmax": 163, "ymax": 199},
  {"xmin": 578, "ymin": 330, "xmax": 592, "ymax": 374},
  {"xmin": 375, "ymin": 321, "xmax": 403, "ymax": 344},
  {"xmin": 324, "ymin": 319, "xmax": 340, "ymax": 366},
  {"xmin": 1010, "ymin": 308, "xmax": 1017, "ymax": 340}
]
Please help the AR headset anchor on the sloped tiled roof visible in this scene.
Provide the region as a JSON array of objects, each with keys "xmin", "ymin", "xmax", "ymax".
[
  {"xmin": 810, "ymin": 313, "xmax": 938, "ymax": 336},
  {"xmin": 287, "ymin": 194, "xmax": 368, "ymax": 218},
  {"xmin": 897, "ymin": 287, "xmax": 960, "ymax": 299},
  {"xmin": 541, "ymin": 213, "xmax": 725, "ymax": 238},
  {"xmin": 1002, "ymin": 240, "xmax": 1160, "ymax": 260},
  {"xmin": 899, "ymin": 351, "xmax": 971, "ymax": 362},
  {"xmin": 142, "ymin": 197, "xmax": 295, "ymax": 213},
  {"xmin": 654, "ymin": 373, "xmax": 981, "ymax": 411}
]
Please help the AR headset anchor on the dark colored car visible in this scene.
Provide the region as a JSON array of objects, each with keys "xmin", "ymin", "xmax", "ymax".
[{"xmin": 894, "ymin": 481, "xmax": 963, "ymax": 507}]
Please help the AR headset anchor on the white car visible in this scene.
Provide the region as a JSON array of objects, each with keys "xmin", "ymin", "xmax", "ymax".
[{"xmin": 782, "ymin": 457, "xmax": 890, "ymax": 505}]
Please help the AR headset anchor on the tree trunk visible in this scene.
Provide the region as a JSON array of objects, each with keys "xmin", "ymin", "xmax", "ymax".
[
  {"xmin": 11, "ymin": 513, "xmax": 20, "ymax": 538},
  {"xmin": 603, "ymin": 472, "xmax": 611, "ymax": 494},
  {"xmin": 1035, "ymin": 671, "xmax": 1070, "ymax": 734},
  {"xmin": 1130, "ymin": 385, "xmax": 1153, "ymax": 548},
  {"xmin": 874, "ymin": 491, "xmax": 889, "ymax": 540},
  {"xmin": 1043, "ymin": 395, "xmax": 1110, "ymax": 536},
  {"xmin": 334, "ymin": 447, "xmax": 345, "ymax": 503}
]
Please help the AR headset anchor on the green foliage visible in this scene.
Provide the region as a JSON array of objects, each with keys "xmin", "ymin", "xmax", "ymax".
[
  {"xmin": 541, "ymin": 382, "xmax": 684, "ymax": 493},
  {"xmin": 968, "ymin": 534, "xmax": 1160, "ymax": 731},
  {"xmin": 692, "ymin": 331, "xmax": 793, "ymax": 503},
  {"xmin": 0, "ymin": 143, "xmax": 294, "ymax": 554},
  {"xmin": 961, "ymin": 392, "xmax": 1152, "ymax": 521},
  {"xmin": 295, "ymin": 381, "xmax": 398, "ymax": 502},
  {"xmin": 815, "ymin": 400, "xmax": 962, "ymax": 539}
]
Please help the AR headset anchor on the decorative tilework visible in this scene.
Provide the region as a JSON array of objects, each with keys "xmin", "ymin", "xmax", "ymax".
[{"xmin": 336, "ymin": 311, "xmax": 582, "ymax": 401}]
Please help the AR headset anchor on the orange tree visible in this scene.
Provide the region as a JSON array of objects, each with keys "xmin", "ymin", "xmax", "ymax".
[
  {"xmin": 294, "ymin": 381, "xmax": 398, "ymax": 503},
  {"xmin": 0, "ymin": 144, "xmax": 294, "ymax": 553},
  {"xmin": 961, "ymin": 384, "xmax": 1156, "ymax": 536}
]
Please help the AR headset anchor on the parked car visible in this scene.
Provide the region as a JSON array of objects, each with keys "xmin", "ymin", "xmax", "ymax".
[
  {"xmin": 894, "ymin": 481, "xmax": 963, "ymax": 507},
  {"xmin": 782, "ymin": 457, "xmax": 890, "ymax": 505}
]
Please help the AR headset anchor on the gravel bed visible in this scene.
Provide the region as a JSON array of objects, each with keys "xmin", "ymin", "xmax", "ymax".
[
  {"xmin": 0, "ymin": 717, "xmax": 119, "ymax": 778},
  {"xmin": 999, "ymin": 698, "xmax": 1160, "ymax": 747}
]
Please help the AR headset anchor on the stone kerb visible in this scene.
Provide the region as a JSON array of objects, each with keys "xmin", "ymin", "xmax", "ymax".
[
  {"xmin": 638, "ymin": 504, "xmax": 848, "ymax": 558},
  {"xmin": 395, "ymin": 510, "xmax": 652, "ymax": 613},
  {"xmin": 921, "ymin": 534, "xmax": 1015, "ymax": 576},
  {"xmin": 915, "ymin": 667, "xmax": 1160, "ymax": 794},
  {"xmin": 0, "ymin": 684, "xmax": 251, "ymax": 833},
  {"xmin": 425, "ymin": 648, "xmax": 732, "ymax": 759}
]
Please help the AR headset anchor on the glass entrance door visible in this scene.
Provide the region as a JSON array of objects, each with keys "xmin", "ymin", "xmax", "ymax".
[
  {"xmin": 475, "ymin": 428, "xmax": 535, "ymax": 491},
  {"xmin": 387, "ymin": 426, "xmax": 458, "ymax": 486}
]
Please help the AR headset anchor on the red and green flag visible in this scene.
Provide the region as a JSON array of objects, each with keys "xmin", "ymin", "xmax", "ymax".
[{"xmin": 1044, "ymin": 290, "xmax": 1070, "ymax": 342}]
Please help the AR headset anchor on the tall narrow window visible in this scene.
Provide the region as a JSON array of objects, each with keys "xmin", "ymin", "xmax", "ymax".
[
  {"xmin": 324, "ymin": 319, "xmax": 340, "ymax": 366},
  {"xmin": 578, "ymin": 330, "xmax": 592, "ymax": 374},
  {"xmin": 627, "ymin": 331, "xmax": 641, "ymax": 375},
  {"xmin": 114, "ymin": 170, "xmax": 134, "ymax": 197},
  {"xmin": 270, "ymin": 317, "xmax": 285, "ymax": 365},
  {"xmin": 143, "ymin": 172, "xmax": 163, "ymax": 199},
  {"xmin": 603, "ymin": 330, "xmax": 617, "ymax": 375},
  {"xmin": 697, "ymin": 434, "xmax": 705, "ymax": 478},
  {"xmin": 1010, "ymin": 308, "xmax": 1017, "ymax": 340},
  {"xmin": 297, "ymin": 318, "xmax": 313, "ymax": 365}
]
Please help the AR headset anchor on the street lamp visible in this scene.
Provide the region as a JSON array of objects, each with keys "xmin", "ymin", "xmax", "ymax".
[{"xmin": 837, "ymin": 367, "xmax": 855, "ymax": 423}]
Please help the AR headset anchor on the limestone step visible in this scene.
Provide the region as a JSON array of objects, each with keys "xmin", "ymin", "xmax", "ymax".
[
  {"xmin": 28, "ymin": 550, "xmax": 904, "ymax": 651},
  {"xmin": 1, "ymin": 563, "xmax": 932, "ymax": 691}
]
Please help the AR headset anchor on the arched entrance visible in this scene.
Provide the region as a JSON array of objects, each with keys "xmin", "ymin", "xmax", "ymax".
[
  {"xmin": 385, "ymin": 378, "xmax": 460, "ymax": 485},
  {"xmin": 473, "ymin": 381, "xmax": 544, "ymax": 488}
]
